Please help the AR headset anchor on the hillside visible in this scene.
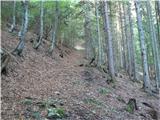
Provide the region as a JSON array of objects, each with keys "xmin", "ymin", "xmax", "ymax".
[{"xmin": 1, "ymin": 30, "xmax": 159, "ymax": 120}]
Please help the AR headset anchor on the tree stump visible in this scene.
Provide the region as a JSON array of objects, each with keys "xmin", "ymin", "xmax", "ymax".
[{"xmin": 126, "ymin": 98, "xmax": 138, "ymax": 113}]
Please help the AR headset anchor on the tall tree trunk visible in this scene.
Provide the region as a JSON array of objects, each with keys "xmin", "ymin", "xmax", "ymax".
[
  {"xmin": 95, "ymin": 0, "xmax": 102, "ymax": 66},
  {"xmin": 84, "ymin": 1, "xmax": 94, "ymax": 60},
  {"xmin": 146, "ymin": 0, "xmax": 160, "ymax": 89},
  {"xmin": 48, "ymin": 1, "xmax": 59, "ymax": 54},
  {"xmin": 13, "ymin": 0, "xmax": 28, "ymax": 55},
  {"xmin": 128, "ymin": 1, "xmax": 137, "ymax": 80},
  {"xmin": 155, "ymin": 1, "xmax": 160, "ymax": 49},
  {"xmin": 109, "ymin": 2, "xmax": 118, "ymax": 73},
  {"xmin": 114, "ymin": 2, "xmax": 121, "ymax": 71},
  {"xmin": 104, "ymin": 1, "xmax": 115, "ymax": 79},
  {"xmin": 84, "ymin": 2, "xmax": 90, "ymax": 59},
  {"xmin": 158, "ymin": 0, "xmax": 160, "ymax": 13},
  {"xmin": 135, "ymin": 0, "xmax": 151, "ymax": 91},
  {"xmin": 120, "ymin": 2, "xmax": 128, "ymax": 70},
  {"xmin": 123, "ymin": 3, "xmax": 131, "ymax": 75},
  {"xmin": 119, "ymin": 2, "xmax": 125, "ymax": 69},
  {"xmin": 33, "ymin": 0, "xmax": 44, "ymax": 49},
  {"xmin": 9, "ymin": 0, "xmax": 16, "ymax": 32}
]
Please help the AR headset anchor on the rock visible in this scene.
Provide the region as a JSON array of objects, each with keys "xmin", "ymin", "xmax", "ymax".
[
  {"xmin": 79, "ymin": 64, "xmax": 84, "ymax": 67},
  {"xmin": 55, "ymin": 91, "xmax": 60, "ymax": 95}
]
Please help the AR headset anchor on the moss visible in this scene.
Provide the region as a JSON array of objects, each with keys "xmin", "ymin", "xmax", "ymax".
[
  {"xmin": 126, "ymin": 99, "xmax": 137, "ymax": 114},
  {"xmin": 126, "ymin": 104, "xmax": 133, "ymax": 113},
  {"xmin": 31, "ymin": 111, "xmax": 40, "ymax": 119},
  {"xmin": 98, "ymin": 87, "xmax": 111, "ymax": 95},
  {"xmin": 47, "ymin": 108, "xmax": 65, "ymax": 119},
  {"xmin": 83, "ymin": 98, "xmax": 103, "ymax": 106},
  {"xmin": 21, "ymin": 98, "xmax": 33, "ymax": 105}
]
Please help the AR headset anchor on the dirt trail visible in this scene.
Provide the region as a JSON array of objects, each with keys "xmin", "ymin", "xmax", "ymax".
[{"xmin": 1, "ymin": 31, "xmax": 160, "ymax": 120}]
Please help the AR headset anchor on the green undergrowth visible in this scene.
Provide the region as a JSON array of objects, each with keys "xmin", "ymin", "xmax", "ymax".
[
  {"xmin": 47, "ymin": 108, "xmax": 65, "ymax": 119},
  {"xmin": 21, "ymin": 98, "xmax": 33, "ymax": 105},
  {"xmin": 98, "ymin": 87, "xmax": 111, "ymax": 95},
  {"xmin": 83, "ymin": 98, "xmax": 103, "ymax": 106},
  {"xmin": 21, "ymin": 98, "xmax": 66, "ymax": 119},
  {"xmin": 126, "ymin": 104, "xmax": 134, "ymax": 113}
]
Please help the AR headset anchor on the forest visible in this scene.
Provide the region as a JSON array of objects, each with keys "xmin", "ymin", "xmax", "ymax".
[{"xmin": 1, "ymin": 0, "xmax": 160, "ymax": 120}]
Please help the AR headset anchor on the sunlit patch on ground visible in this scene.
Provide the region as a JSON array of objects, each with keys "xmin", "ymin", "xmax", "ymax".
[{"xmin": 74, "ymin": 45, "xmax": 85, "ymax": 50}]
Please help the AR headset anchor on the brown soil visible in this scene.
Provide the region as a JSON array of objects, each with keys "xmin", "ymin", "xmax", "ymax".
[{"xmin": 1, "ymin": 30, "xmax": 160, "ymax": 120}]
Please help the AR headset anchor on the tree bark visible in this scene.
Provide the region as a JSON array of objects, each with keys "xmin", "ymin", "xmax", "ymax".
[
  {"xmin": 109, "ymin": 2, "xmax": 118, "ymax": 73},
  {"xmin": 95, "ymin": 0, "xmax": 102, "ymax": 67},
  {"xmin": 9, "ymin": 0, "xmax": 16, "ymax": 32},
  {"xmin": 128, "ymin": 1, "xmax": 137, "ymax": 80},
  {"xmin": 155, "ymin": 1, "xmax": 160, "ymax": 49},
  {"xmin": 84, "ymin": 1, "xmax": 94, "ymax": 60},
  {"xmin": 146, "ymin": 0, "xmax": 160, "ymax": 89},
  {"xmin": 135, "ymin": 0, "xmax": 151, "ymax": 91},
  {"xmin": 33, "ymin": 0, "xmax": 44, "ymax": 49},
  {"xmin": 123, "ymin": 3, "xmax": 131, "ymax": 75},
  {"xmin": 158, "ymin": 0, "xmax": 160, "ymax": 14},
  {"xmin": 48, "ymin": 1, "xmax": 59, "ymax": 54},
  {"xmin": 13, "ymin": 0, "xmax": 28, "ymax": 55},
  {"xmin": 119, "ymin": 2, "xmax": 125, "ymax": 69},
  {"xmin": 104, "ymin": 1, "xmax": 115, "ymax": 79}
]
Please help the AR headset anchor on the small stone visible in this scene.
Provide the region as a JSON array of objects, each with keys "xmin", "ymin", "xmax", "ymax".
[
  {"xmin": 55, "ymin": 91, "xmax": 60, "ymax": 95},
  {"xmin": 59, "ymin": 102, "xmax": 64, "ymax": 106},
  {"xmin": 41, "ymin": 110, "xmax": 48, "ymax": 117}
]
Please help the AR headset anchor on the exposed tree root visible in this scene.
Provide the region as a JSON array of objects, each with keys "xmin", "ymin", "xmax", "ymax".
[
  {"xmin": 1, "ymin": 48, "xmax": 19, "ymax": 73},
  {"xmin": 1, "ymin": 48, "xmax": 11, "ymax": 72}
]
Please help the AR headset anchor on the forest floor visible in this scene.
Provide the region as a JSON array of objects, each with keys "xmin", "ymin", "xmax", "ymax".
[{"xmin": 1, "ymin": 30, "xmax": 160, "ymax": 120}]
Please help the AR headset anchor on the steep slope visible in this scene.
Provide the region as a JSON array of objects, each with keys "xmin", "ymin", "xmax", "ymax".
[{"xmin": 1, "ymin": 31, "xmax": 159, "ymax": 120}]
